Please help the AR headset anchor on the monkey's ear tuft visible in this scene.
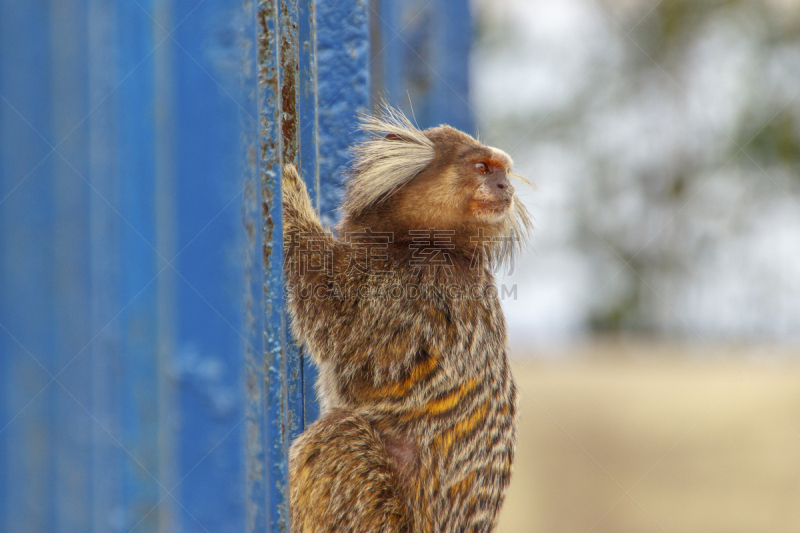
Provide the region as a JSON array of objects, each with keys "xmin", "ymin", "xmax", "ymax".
[
  {"xmin": 357, "ymin": 101, "xmax": 433, "ymax": 147},
  {"xmin": 345, "ymin": 103, "xmax": 436, "ymax": 215}
]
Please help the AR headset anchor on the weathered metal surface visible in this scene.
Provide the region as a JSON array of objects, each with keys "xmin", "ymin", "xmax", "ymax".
[
  {"xmin": 316, "ymin": 0, "xmax": 371, "ymax": 224},
  {"xmin": 298, "ymin": 0, "xmax": 321, "ymax": 428},
  {"xmin": 257, "ymin": 0, "xmax": 291, "ymax": 530},
  {"xmin": 279, "ymin": 0, "xmax": 305, "ymax": 451},
  {"xmin": 244, "ymin": 0, "xmax": 268, "ymax": 528}
]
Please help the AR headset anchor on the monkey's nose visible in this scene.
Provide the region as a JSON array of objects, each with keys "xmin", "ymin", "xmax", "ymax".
[
  {"xmin": 486, "ymin": 173, "xmax": 511, "ymax": 192},
  {"xmin": 491, "ymin": 179, "xmax": 513, "ymax": 197}
]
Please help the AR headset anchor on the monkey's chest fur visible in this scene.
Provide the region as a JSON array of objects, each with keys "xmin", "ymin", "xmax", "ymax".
[{"xmin": 301, "ymin": 268, "xmax": 516, "ymax": 532}]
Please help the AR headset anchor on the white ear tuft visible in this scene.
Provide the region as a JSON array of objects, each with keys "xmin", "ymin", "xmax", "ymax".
[{"xmin": 344, "ymin": 103, "xmax": 435, "ymax": 215}]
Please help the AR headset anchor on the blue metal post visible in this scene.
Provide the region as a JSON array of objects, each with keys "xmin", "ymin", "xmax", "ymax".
[
  {"xmin": 251, "ymin": 0, "xmax": 299, "ymax": 530},
  {"xmin": 244, "ymin": 0, "xmax": 269, "ymax": 527},
  {"xmin": 115, "ymin": 3, "xmax": 163, "ymax": 531},
  {"xmin": 246, "ymin": 1, "xmax": 371, "ymax": 529},
  {"xmin": 316, "ymin": 0, "xmax": 371, "ymax": 224},
  {"xmin": 86, "ymin": 2, "xmax": 124, "ymax": 531},
  {"xmin": 279, "ymin": 0, "xmax": 306, "ymax": 451},
  {"xmin": 3, "ymin": 1, "xmax": 252, "ymax": 531},
  {"xmin": 247, "ymin": 0, "xmax": 321, "ymax": 529},
  {"xmin": 370, "ymin": 0, "xmax": 474, "ymax": 133},
  {"xmin": 170, "ymin": 1, "xmax": 248, "ymax": 531},
  {"xmin": 298, "ymin": 0, "xmax": 321, "ymax": 430},
  {"xmin": 259, "ymin": 0, "xmax": 290, "ymax": 527},
  {"xmin": 51, "ymin": 1, "xmax": 93, "ymax": 531},
  {"xmin": 0, "ymin": 2, "xmax": 57, "ymax": 532}
]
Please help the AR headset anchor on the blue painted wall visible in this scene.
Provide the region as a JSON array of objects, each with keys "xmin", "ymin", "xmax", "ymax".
[
  {"xmin": 1, "ymin": 1, "xmax": 250, "ymax": 530},
  {"xmin": 371, "ymin": 0, "xmax": 474, "ymax": 133},
  {"xmin": 0, "ymin": 0, "xmax": 471, "ymax": 530}
]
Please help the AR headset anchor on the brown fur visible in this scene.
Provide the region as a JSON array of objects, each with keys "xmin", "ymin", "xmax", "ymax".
[{"xmin": 284, "ymin": 107, "xmax": 532, "ymax": 532}]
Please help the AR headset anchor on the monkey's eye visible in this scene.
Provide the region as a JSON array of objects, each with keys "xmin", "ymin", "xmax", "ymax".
[{"xmin": 475, "ymin": 162, "xmax": 490, "ymax": 174}]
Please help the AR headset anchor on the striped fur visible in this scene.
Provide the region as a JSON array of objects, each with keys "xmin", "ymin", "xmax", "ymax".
[{"xmin": 283, "ymin": 109, "xmax": 529, "ymax": 532}]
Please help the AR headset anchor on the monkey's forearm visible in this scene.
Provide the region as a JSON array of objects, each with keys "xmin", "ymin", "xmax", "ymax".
[
  {"xmin": 282, "ymin": 165, "xmax": 362, "ymax": 362},
  {"xmin": 282, "ymin": 167, "xmax": 420, "ymax": 381}
]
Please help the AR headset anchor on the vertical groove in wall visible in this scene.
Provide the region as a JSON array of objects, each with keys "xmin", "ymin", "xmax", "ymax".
[
  {"xmin": 298, "ymin": 0, "xmax": 320, "ymax": 428},
  {"xmin": 257, "ymin": 0, "xmax": 291, "ymax": 530},
  {"xmin": 1, "ymin": 1, "xmax": 57, "ymax": 531},
  {"xmin": 243, "ymin": 0, "xmax": 268, "ymax": 527},
  {"xmin": 153, "ymin": 0, "xmax": 176, "ymax": 531},
  {"xmin": 279, "ymin": 0, "xmax": 304, "ymax": 448},
  {"xmin": 87, "ymin": 1, "xmax": 122, "ymax": 531},
  {"xmin": 50, "ymin": 0, "xmax": 92, "ymax": 530}
]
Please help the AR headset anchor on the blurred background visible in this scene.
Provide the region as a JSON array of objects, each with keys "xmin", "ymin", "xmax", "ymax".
[
  {"xmin": 1, "ymin": 0, "xmax": 800, "ymax": 532},
  {"xmin": 477, "ymin": 0, "xmax": 800, "ymax": 343},
  {"xmin": 464, "ymin": 1, "xmax": 800, "ymax": 531}
]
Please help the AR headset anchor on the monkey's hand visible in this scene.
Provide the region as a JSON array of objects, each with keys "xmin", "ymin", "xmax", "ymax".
[
  {"xmin": 282, "ymin": 163, "xmax": 336, "ymax": 313},
  {"xmin": 282, "ymin": 163, "xmax": 319, "ymax": 234}
]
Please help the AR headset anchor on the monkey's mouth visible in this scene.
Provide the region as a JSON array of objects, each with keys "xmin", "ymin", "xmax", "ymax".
[{"xmin": 470, "ymin": 198, "xmax": 511, "ymax": 219}]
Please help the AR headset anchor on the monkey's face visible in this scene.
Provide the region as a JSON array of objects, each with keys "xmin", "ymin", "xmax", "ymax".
[
  {"xmin": 343, "ymin": 117, "xmax": 531, "ymax": 261},
  {"xmin": 464, "ymin": 152, "xmax": 515, "ymax": 223},
  {"xmin": 384, "ymin": 127, "xmax": 524, "ymax": 239},
  {"xmin": 420, "ymin": 127, "xmax": 518, "ymax": 226}
]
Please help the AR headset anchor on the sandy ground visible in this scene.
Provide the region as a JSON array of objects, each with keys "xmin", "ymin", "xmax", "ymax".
[{"xmin": 499, "ymin": 340, "xmax": 800, "ymax": 533}]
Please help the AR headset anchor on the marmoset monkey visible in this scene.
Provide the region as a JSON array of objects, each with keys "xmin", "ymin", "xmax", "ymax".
[{"xmin": 283, "ymin": 105, "xmax": 532, "ymax": 533}]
